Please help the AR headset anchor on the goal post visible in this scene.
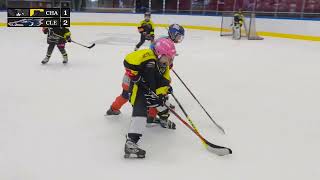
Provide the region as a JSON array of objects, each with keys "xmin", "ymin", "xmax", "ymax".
[{"xmin": 220, "ymin": 12, "xmax": 263, "ymax": 40}]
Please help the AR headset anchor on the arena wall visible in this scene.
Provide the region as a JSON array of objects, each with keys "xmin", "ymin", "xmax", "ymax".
[{"xmin": 1, "ymin": 12, "xmax": 319, "ymax": 41}]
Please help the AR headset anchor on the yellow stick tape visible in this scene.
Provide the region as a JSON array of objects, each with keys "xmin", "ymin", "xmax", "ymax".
[{"xmin": 1, "ymin": 21, "xmax": 319, "ymax": 41}]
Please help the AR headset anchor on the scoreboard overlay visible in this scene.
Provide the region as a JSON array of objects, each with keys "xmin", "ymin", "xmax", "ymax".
[{"xmin": 7, "ymin": 8, "xmax": 70, "ymax": 27}]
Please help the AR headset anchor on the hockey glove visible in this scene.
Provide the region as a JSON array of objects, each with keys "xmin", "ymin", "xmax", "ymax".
[
  {"xmin": 168, "ymin": 86, "xmax": 173, "ymax": 94},
  {"xmin": 66, "ymin": 36, "xmax": 72, "ymax": 42},
  {"xmin": 138, "ymin": 27, "xmax": 144, "ymax": 32}
]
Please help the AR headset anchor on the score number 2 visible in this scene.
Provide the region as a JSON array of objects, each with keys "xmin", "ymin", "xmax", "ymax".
[{"xmin": 61, "ymin": 18, "xmax": 70, "ymax": 27}]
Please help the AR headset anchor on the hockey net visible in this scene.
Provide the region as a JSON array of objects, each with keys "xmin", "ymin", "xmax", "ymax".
[{"xmin": 220, "ymin": 12, "xmax": 264, "ymax": 40}]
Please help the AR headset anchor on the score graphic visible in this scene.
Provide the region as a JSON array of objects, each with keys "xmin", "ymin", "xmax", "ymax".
[
  {"xmin": 30, "ymin": 8, "xmax": 60, "ymax": 17},
  {"xmin": 7, "ymin": 8, "xmax": 70, "ymax": 27}
]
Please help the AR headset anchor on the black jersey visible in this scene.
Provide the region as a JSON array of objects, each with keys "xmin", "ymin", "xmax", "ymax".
[{"xmin": 43, "ymin": 27, "xmax": 71, "ymax": 44}]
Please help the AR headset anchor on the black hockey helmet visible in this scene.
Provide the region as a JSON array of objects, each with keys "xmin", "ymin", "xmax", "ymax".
[
  {"xmin": 144, "ymin": 11, "xmax": 151, "ymax": 18},
  {"xmin": 144, "ymin": 11, "xmax": 151, "ymax": 21}
]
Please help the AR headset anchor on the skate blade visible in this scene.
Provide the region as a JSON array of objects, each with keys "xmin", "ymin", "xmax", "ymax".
[
  {"xmin": 146, "ymin": 123, "xmax": 159, "ymax": 128},
  {"xmin": 104, "ymin": 113, "xmax": 120, "ymax": 116},
  {"xmin": 124, "ymin": 153, "xmax": 145, "ymax": 159}
]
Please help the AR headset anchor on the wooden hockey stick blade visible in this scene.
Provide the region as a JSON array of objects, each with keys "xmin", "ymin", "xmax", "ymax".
[{"xmin": 204, "ymin": 139, "xmax": 232, "ymax": 156}]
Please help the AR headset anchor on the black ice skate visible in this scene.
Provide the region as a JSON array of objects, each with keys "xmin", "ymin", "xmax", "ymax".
[
  {"xmin": 62, "ymin": 55, "xmax": 68, "ymax": 64},
  {"xmin": 41, "ymin": 55, "xmax": 50, "ymax": 64},
  {"xmin": 124, "ymin": 139, "xmax": 146, "ymax": 159},
  {"xmin": 159, "ymin": 118, "xmax": 176, "ymax": 129},
  {"xmin": 146, "ymin": 117, "xmax": 176, "ymax": 130},
  {"xmin": 105, "ymin": 106, "xmax": 121, "ymax": 116}
]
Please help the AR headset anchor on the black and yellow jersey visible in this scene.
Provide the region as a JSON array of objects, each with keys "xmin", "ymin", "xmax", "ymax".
[
  {"xmin": 123, "ymin": 49, "xmax": 171, "ymax": 105},
  {"xmin": 138, "ymin": 20, "xmax": 155, "ymax": 35},
  {"xmin": 43, "ymin": 27, "xmax": 71, "ymax": 44},
  {"xmin": 233, "ymin": 12, "xmax": 244, "ymax": 26}
]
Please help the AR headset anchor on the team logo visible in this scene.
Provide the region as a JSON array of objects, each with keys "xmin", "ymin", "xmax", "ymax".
[{"xmin": 8, "ymin": 18, "xmax": 44, "ymax": 27}]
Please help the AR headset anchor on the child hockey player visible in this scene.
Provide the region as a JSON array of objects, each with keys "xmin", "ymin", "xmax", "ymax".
[
  {"xmin": 163, "ymin": 24, "xmax": 185, "ymax": 44},
  {"xmin": 124, "ymin": 38, "xmax": 176, "ymax": 158},
  {"xmin": 146, "ymin": 24, "xmax": 185, "ymax": 124},
  {"xmin": 41, "ymin": 27, "xmax": 71, "ymax": 64},
  {"xmin": 106, "ymin": 24, "xmax": 185, "ymax": 129},
  {"xmin": 134, "ymin": 12, "xmax": 155, "ymax": 51},
  {"xmin": 232, "ymin": 9, "xmax": 244, "ymax": 40}
]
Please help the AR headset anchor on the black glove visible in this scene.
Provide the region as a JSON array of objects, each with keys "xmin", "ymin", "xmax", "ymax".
[
  {"xmin": 66, "ymin": 36, "xmax": 72, "ymax": 42},
  {"xmin": 168, "ymin": 86, "xmax": 173, "ymax": 94},
  {"xmin": 145, "ymin": 91, "xmax": 167, "ymax": 108}
]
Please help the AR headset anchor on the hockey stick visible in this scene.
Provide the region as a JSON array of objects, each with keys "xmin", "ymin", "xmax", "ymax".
[
  {"xmin": 71, "ymin": 40, "xmax": 95, "ymax": 49},
  {"xmin": 167, "ymin": 104, "xmax": 232, "ymax": 156},
  {"xmin": 171, "ymin": 93, "xmax": 207, "ymax": 147},
  {"xmin": 142, "ymin": 84, "xmax": 232, "ymax": 156},
  {"xmin": 171, "ymin": 93, "xmax": 200, "ymax": 133},
  {"xmin": 52, "ymin": 33, "xmax": 95, "ymax": 49},
  {"xmin": 172, "ymin": 69, "xmax": 226, "ymax": 134}
]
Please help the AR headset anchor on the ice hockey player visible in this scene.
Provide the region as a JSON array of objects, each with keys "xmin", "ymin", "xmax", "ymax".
[
  {"xmin": 106, "ymin": 24, "xmax": 185, "ymax": 128},
  {"xmin": 233, "ymin": 9, "xmax": 244, "ymax": 40},
  {"xmin": 162, "ymin": 24, "xmax": 185, "ymax": 44},
  {"xmin": 134, "ymin": 11, "xmax": 155, "ymax": 51},
  {"xmin": 41, "ymin": 27, "xmax": 71, "ymax": 64},
  {"xmin": 146, "ymin": 24, "xmax": 185, "ymax": 124},
  {"xmin": 124, "ymin": 38, "xmax": 176, "ymax": 158}
]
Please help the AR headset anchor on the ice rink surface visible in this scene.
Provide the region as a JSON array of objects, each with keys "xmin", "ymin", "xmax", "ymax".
[{"xmin": 0, "ymin": 26, "xmax": 320, "ymax": 180}]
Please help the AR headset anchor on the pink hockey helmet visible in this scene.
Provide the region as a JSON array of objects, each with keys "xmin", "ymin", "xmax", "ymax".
[{"xmin": 153, "ymin": 38, "xmax": 176, "ymax": 60}]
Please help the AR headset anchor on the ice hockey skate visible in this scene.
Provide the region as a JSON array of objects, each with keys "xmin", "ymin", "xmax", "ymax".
[
  {"xmin": 41, "ymin": 55, "xmax": 50, "ymax": 64},
  {"xmin": 124, "ymin": 138, "xmax": 146, "ymax": 159},
  {"xmin": 62, "ymin": 55, "xmax": 68, "ymax": 64},
  {"xmin": 146, "ymin": 117, "xmax": 176, "ymax": 129},
  {"xmin": 105, "ymin": 106, "xmax": 121, "ymax": 115}
]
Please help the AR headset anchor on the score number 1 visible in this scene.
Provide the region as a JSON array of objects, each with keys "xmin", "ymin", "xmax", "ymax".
[{"xmin": 61, "ymin": 8, "xmax": 70, "ymax": 17}]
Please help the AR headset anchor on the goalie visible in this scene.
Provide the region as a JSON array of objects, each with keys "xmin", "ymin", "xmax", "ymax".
[{"xmin": 232, "ymin": 9, "xmax": 244, "ymax": 40}]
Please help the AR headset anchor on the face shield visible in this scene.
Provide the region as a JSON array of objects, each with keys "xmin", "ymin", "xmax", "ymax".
[
  {"xmin": 144, "ymin": 15, "xmax": 151, "ymax": 21},
  {"xmin": 174, "ymin": 34, "xmax": 184, "ymax": 43},
  {"xmin": 158, "ymin": 55, "xmax": 174, "ymax": 73}
]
